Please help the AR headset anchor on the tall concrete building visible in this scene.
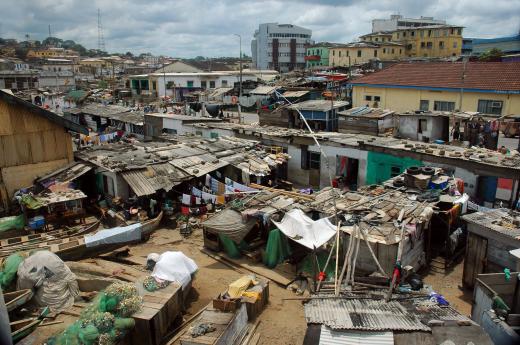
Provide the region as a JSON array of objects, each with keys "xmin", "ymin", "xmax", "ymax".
[
  {"xmin": 372, "ymin": 14, "xmax": 446, "ymax": 33},
  {"xmin": 251, "ymin": 23, "xmax": 313, "ymax": 72}
]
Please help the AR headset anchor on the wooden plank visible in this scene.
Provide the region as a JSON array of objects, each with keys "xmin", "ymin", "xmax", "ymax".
[
  {"xmin": 463, "ymin": 233, "xmax": 488, "ymax": 288},
  {"xmin": 201, "ymin": 249, "xmax": 292, "ymax": 286}
]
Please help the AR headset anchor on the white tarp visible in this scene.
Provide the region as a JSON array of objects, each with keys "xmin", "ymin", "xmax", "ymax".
[
  {"xmin": 84, "ymin": 223, "xmax": 142, "ymax": 247},
  {"xmin": 152, "ymin": 251, "xmax": 198, "ymax": 289},
  {"xmin": 272, "ymin": 209, "xmax": 336, "ymax": 249}
]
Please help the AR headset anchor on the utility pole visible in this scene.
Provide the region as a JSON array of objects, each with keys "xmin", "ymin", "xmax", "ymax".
[
  {"xmin": 48, "ymin": 24, "xmax": 51, "ymax": 39},
  {"xmin": 234, "ymin": 34, "xmax": 243, "ymax": 124}
]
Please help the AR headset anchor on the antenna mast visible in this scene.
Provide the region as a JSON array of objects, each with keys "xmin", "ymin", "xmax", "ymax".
[{"xmin": 97, "ymin": 8, "xmax": 106, "ymax": 52}]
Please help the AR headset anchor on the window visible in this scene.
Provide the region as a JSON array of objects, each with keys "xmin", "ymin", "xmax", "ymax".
[
  {"xmin": 457, "ymin": 28, "xmax": 462, "ymax": 35},
  {"xmin": 357, "ymin": 50, "xmax": 362, "ymax": 57},
  {"xmin": 152, "ymin": 81, "xmax": 157, "ymax": 90},
  {"xmin": 221, "ymin": 80, "xmax": 228, "ymax": 87},
  {"xmin": 365, "ymin": 95, "xmax": 372, "ymax": 101},
  {"xmin": 383, "ymin": 48, "xmax": 386, "ymax": 53},
  {"xmin": 478, "ymin": 100, "xmax": 503, "ymax": 115},
  {"xmin": 374, "ymin": 50, "xmax": 378, "ymax": 57},
  {"xmin": 209, "ymin": 81, "xmax": 215, "ymax": 88},
  {"xmin": 411, "ymin": 31, "xmax": 415, "ymax": 37},
  {"xmin": 391, "ymin": 48, "xmax": 395, "ymax": 54},
  {"xmin": 339, "ymin": 51, "xmax": 341, "ymax": 57},
  {"xmin": 201, "ymin": 81, "xmax": 207, "ymax": 89},
  {"xmin": 420, "ymin": 100, "xmax": 429, "ymax": 111},
  {"xmin": 374, "ymin": 96, "xmax": 381, "ymax": 102},
  {"xmin": 396, "ymin": 33, "xmax": 400, "ymax": 39},
  {"xmin": 399, "ymin": 49, "xmax": 402, "ymax": 54},
  {"xmin": 210, "ymin": 132, "xmax": 218, "ymax": 139},
  {"xmin": 420, "ymin": 30, "xmax": 424, "ymax": 37},
  {"xmin": 428, "ymin": 30, "xmax": 432, "ymax": 37},
  {"xmin": 426, "ymin": 42, "xmax": 433, "ymax": 49},
  {"xmin": 403, "ymin": 32, "xmax": 407, "ymax": 37},
  {"xmin": 439, "ymin": 41, "xmax": 445, "ymax": 49},
  {"xmin": 308, "ymin": 152, "xmax": 321, "ymax": 170},
  {"xmin": 421, "ymin": 42, "xmax": 426, "ymax": 48},
  {"xmin": 187, "ymin": 80, "xmax": 194, "ymax": 88},
  {"xmin": 434, "ymin": 101, "xmax": 455, "ymax": 111},
  {"xmin": 453, "ymin": 41, "xmax": 458, "ymax": 48},
  {"xmin": 418, "ymin": 119, "xmax": 427, "ymax": 133},
  {"xmin": 375, "ymin": 38, "xmax": 379, "ymax": 42},
  {"xmin": 332, "ymin": 50, "xmax": 335, "ymax": 56}
]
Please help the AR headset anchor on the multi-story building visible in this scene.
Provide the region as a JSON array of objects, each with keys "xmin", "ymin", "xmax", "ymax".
[
  {"xmin": 251, "ymin": 23, "xmax": 313, "ymax": 72},
  {"xmin": 27, "ymin": 47, "xmax": 79, "ymax": 61},
  {"xmin": 305, "ymin": 42, "xmax": 341, "ymax": 69},
  {"xmin": 372, "ymin": 14, "xmax": 446, "ymax": 33},
  {"xmin": 329, "ymin": 41, "xmax": 404, "ymax": 66},
  {"xmin": 391, "ymin": 25, "xmax": 463, "ymax": 58}
]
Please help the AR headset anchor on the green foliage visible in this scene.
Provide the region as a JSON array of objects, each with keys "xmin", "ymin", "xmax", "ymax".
[
  {"xmin": 479, "ymin": 48, "xmax": 503, "ymax": 61},
  {"xmin": 97, "ymin": 80, "xmax": 108, "ymax": 89}
]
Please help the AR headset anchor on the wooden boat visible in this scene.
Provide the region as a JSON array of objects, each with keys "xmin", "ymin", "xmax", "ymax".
[
  {"xmin": 0, "ymin": 220, "xmax": 101, "ymax": 257},
  {"xmin": 56, "ymin": 211, "xmax": 163, "ymax": 261},
  {"xmin": 0, "ymin": 220, "xmax": 100, "ymax": 248},
  {"xmin": 4, "ymin": 289, "xmax": 34, "ymax": 312},
  {"xmin": 11, "ymin": 306, "xmax": 49, "ymax": 343}
]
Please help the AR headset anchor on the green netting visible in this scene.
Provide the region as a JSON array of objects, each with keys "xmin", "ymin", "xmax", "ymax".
[
  {"xmin": 0, "ymin": 252, "xmax": 26, "ymax": 289},
  {"xmin": 219, "ymin": 234, "xmax": 241, "ymax": 259},
  {"xmin": 263, "ymin": 229, "xmax": 291, "ymax": 268},
  {"xmin": 298, "ymin": 252, "xmax": 335, "ymax": 279},
  {"xmin": 47, "ymin": 282, "xmax": 142, "ymax": 345},
  {"xmin": 0, "ymin": 214, "xmax": 25, "ymax": 232}
]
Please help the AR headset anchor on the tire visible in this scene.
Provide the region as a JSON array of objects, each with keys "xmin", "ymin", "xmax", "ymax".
[
  {"xmin": 393, "ymin": 179, "xmax": 405, "ymax": 187},
  {"xmin": 406, "ymin": 166, "xmax": 421, "ymax": 175},
  {"xmin": 421, "ymin": 166, "xmax": 435, "ymax": 175}
]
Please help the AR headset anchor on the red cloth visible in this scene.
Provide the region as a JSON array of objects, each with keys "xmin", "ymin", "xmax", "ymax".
[{"xmin": 181, "ymin": 206, "xmax": 190, "ymax": 215}]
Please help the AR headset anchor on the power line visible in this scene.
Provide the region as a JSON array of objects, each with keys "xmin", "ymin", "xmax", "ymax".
[{"xmin": 97, "ymin": 8, "xmax": 106, "ymax": 52}]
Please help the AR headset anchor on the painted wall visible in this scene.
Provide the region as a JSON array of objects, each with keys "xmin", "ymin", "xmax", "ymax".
[
  {"xmin": 352, "ymin": 85, "xmax": 520, "ymax": 115},
  {"xmin": 366, "ymin": 151, "xmax": 422, "ymax": 185},
  {"xmin": 397, "ymin": 116, "xmax": 448, "ymax": 141}
]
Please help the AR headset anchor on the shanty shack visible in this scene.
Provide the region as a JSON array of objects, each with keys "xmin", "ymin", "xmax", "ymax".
[
  {"xmin": 462, "ymin": 208, "xmax": 520, "ymax": 288},
  {"xmin": 0, "ymin": 89, "xmax": 88, "ymax": 214}
]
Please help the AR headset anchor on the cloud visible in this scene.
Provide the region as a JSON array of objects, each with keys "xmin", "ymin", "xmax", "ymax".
[{"xmin": 1, "ymin": 0, "xmax": 519, "ymax": 57}]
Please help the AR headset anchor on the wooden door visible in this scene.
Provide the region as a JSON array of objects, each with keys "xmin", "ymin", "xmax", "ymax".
[{"xmin": 463, "ymin": 232, "xmax": 488, "ymax": 289}]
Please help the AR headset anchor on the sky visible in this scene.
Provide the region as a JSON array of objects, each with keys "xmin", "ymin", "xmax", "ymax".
[{"xmin": 1, "ymin": 0, "xmax": 519, "ymax": 58}]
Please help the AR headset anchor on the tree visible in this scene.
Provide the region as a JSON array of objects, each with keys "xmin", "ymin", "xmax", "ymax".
[
  {"xmin": 14, "ymin": 47, "xmax": 28, "ymax": 60},
  {"xmin": 125, "ymin": 51, "xmax": 134, "ymax": 58},
  {"xmin": 479, "ymin": 48, "xmax": 503, "ymax": 62}
]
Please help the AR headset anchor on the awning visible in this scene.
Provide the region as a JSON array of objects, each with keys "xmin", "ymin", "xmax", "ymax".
[
  {"xmin": 202, "ymin": 209, "xmax": 257, "ymax": 243},
  {"xmin": 37, "ymin": 162, "xmax": 93, "ymax": 187},
  {"xmin": 272, "ymin": 208, "xmax": 336, "ymax": 249},
  {"xmin": 121, "ymin": 166, "xmax": 181, "ymax": 197}
]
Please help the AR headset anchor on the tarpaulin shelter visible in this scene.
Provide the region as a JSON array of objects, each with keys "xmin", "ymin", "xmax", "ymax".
[
  {"xmin": 202, "ymin": 209, "xmax": 257, "ymax": 243},
  {"xmin": 272, "ymin": 209, "xmax": 336, "ymax": 249}
]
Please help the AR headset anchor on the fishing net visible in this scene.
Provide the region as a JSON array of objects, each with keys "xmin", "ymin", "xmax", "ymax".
[
  {"xmin": 263, "ymin": 229, "xmax": 291, "ymax": 268},
  {"xmin": 47, "ymin": 282, "xmax": 142, "ymax": 345},
  {"xmin": 298, "ymin": 252, "xmax": 335, "ymax": 279},
  {"xmin": 0, "ymin": 252, "xmax": 27, "ymax": 289}
]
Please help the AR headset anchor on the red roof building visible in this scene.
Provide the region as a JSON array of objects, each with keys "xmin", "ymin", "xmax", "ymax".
[{"xmin": 350, "ymin": 62, "xmax": 520, "ymax": 114}]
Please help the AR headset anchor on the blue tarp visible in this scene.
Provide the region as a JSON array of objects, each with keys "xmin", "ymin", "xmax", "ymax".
[{"xmin": 84, "ymin": 223, "xmax": 142, "ymax": 248}]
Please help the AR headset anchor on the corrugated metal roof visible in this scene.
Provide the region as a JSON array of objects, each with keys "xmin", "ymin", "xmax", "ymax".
[
  {"xmin": 304, "ymin": 299, "xmax": 430, "ymax": 331},
  {"xmin": 37, "ymin": 162, "xmax": 93, "ymax": 185},
  {"xmin": 169, "ymin": 153, "xmax": 229, "ymax": 177},
  {"xmin": 319, "ymin": 327, "xmax": 393, "ymax": 345},
  {"xmin": 121, "ymin": 163, "xmax": 186, "ymax": 196},
  {"xmin": 249, "ymin": 85, "xmax": 279, "ymax": 95}
]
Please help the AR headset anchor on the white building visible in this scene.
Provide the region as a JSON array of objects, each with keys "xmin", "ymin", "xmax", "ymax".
[
  {"xmin": 129, "ymin": 71, "xmax": 261, "ymax": 98},
  {"xmin": 38, "ymin": 70, "xmax": 76, "ymax": 92},
  {"xmin": 42, "ymin": 58, "xmax": 79, "ymax": 73},
  {"xmin": 251, "ymin": 23, "xmax": 313, "ymax": 72},
  {"xmin": 372, "ymin": 14, "xmax": 446, "ymax": 33}
]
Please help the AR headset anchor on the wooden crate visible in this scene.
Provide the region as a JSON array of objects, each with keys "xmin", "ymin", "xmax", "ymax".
[
  {"xmin": 127, "ymin": 283, "xmax": 183, "ymax": 345},
  {"xmin": 213, "ymin": 293, "xmax": 241, "ymax": 312},
  {"xmin": 242, "ymin": 280, "xmax": 269, "ymax": 320}
]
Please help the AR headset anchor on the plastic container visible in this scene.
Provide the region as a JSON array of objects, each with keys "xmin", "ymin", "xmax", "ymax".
[{"xmin": 28, "ymin": 216, "xmax": 45, "ymax": 230}]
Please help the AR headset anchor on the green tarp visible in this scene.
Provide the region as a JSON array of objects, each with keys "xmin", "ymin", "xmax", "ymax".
[
  {"xmin": 0, "ymin": 214, "xmax": 25, "ymax": 232},
  {"xmin": 263, "ymin": 229, "xmax": 291, "ymax": 269}
]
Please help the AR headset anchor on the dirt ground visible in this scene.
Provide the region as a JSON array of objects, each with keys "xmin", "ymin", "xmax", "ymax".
[
  {"xmin": 29, "ymin": 226, "xmax": 473, "ymax": 345},
  {"xmin": 422, "ymin": 258, "xmax": 473, "ymax": 316}
]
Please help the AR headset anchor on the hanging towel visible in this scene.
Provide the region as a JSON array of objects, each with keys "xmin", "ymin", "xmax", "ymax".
[
  {"xmin": 216, "ymin": 195, "xmax": 226, "ymax": 205},
  {"xmin": 210, "ymin": 178, "xmax": 219, "ymax": 193},
  {"xmin": 182, "ymin": 194, "xmax": 191, "ymax": 206},
  {"xmin": 195, "ymin": 197, "xmax": 201, "ymax": 205},
  {"xmin": 225, "ymin": 185, "xmax": 235, "ymax": 194},
  {"xmin": 192, "ymin": 187, "xmax": 202, "ymax": 197},
  {"xmin": 205, "ymin": 174, "xmax": 212, "ymax": 187},
  {"xmin": 181, "ymin": 206, "xmax": 190, "ymax": 215},
  {"xmin": 233, "ymin": 181, "xmax": 258, "ymax": 192},
  {"xmin": 202, "ymin": 191, "xmax": 216, "ymax": 203},
  {"xmin": 225, "ymin": 177, "xmax": 233, "ymax": 186},
  {"xmin": 241, "ymin": 171, "xmax": 250, "ymax": 186}
]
